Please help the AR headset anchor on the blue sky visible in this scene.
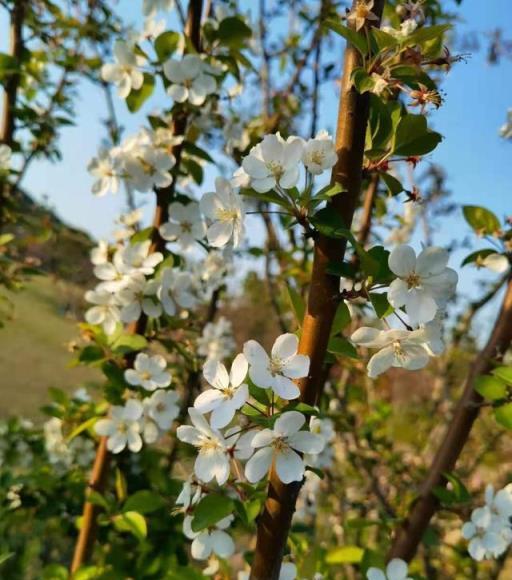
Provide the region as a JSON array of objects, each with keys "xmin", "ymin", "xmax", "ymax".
[{"xmin": 1, "ymin": 0, "xmax": 511, "ymax": 324}]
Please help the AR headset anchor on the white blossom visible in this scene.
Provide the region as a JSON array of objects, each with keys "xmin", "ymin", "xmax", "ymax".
[
  {"xmin": 347, "ymin": 0, "xmax": 379, "ymax": 31},
  {"xmin": 183, "ymin": 514, "xmax": 235, "ymax": 560},
  {"xmin": 159, "ymin": 201, "xmax": 206, "ymax": 249},
  {"xmin": 163, "ymin": 54, "xmax": 217, "ymax": 106},
  {"xmin": 144, "ymin": 389, "xmax": 179, "ymax": 429},
  {"xmin": 195, "ymin": 354, "xmax": 249, "ymax": 428},
  {"xmin": 500, "ymin": 109, "xmax": 512, "ymax": 140},
  {"xmin": 305, "ymin": 417, "xmax": 335, "ymax": 469},
  {"xmin": 177, "ymin": 408, "xmax": 231, "ymax": 484},
  {"xmin": 351, "ymin": 327, "xmax": 435, "ymax": 378},
  {"xmin": 245, "ymin": 411, "xmax": 324, "ymax": 484},
  {"xmin": 387, "ymin": 245, "xmax": 458, "ymax": 326},
  {"xmin": 481, "ymin": 253, "xmax": 510, "ymax": 274},
  {"xmin": 200, "ymin": 177, "xmax": 245, "ymax": 248},
  {"xmin": 302, "ymin": 131, "xmax": 337, "ymax": 175},
  {"xmin": 124, "ymin": 145, "xmax": 175, "ymax": 192},
  {"xmin": 115, "ymin": 240, "xmax": 164, "ymax": 277},
  {"xmin": 88, "ymin": 149, "xmax": 121, "ymax": 196},
  {"xmin": 95, "ymin": 400, "xmax": 144, "ymax": 454},
  {"xmin": 158, "ymin": 267, "xmax": 199, "ymax": 316},
  {"xmin": 243, "ymin": 333, "xmax": 309, "ymax": 400},
  {"xmin": 90, "ymin": 241, "xmax": 109, "ymax": 266},
  {"xmin": 367, "ymin": 559, "xmax": 412, "ymax": 580},
  {"xmin": 125, "ymin": 353, "xmax": 171, "ymax": 391},
  {"xmin": 117, "ymin": 275, "xmax": 162, "ymax": 322},
  {"xmin": 102, "ymin": 40, "xmax": 144, "ymax": 99},
  {"xmin": 84, "ymin": 288, "xmax": 121, "ymax": 335},
  {"xmin": 242, "ymin": 133, "xmax": 304, "ymax": 193},
  {"xmin": 197, "ymin": 317, "xmax": 236, "ymax": 362}
]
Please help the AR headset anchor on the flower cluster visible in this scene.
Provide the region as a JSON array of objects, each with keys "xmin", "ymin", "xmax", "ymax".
[
  {"xmin": 351, "ymin": 244, "xmax": 457, "ymax": 377},
  {"xmin": 94, "ymin": 353, "xmax": 179, "ymax": 453},
  {"xmin": 367, "ymin": 559, "xmax": 411, "ymax": 580},
  {"xmin": 462, "ymin": 484, "xmax": 512, "ymax": 561}
]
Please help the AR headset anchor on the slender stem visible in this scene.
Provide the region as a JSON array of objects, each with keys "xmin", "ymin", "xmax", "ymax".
[
  {"xmin": 388, "ymin": 277, "xmax": 512, "ymax": 562},
  {"xmin": 249, "ymin": 3, "xmax": 386, "ymax": 578},
  {"xmin": 70, "ymin": 2, "xmax": 204, "ymax": 572}
]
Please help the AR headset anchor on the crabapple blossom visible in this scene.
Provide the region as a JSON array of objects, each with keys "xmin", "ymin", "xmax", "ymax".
[
  {"xmin": 241, "ymin": 133, "xmax": 304, "ymax": 193},
  {"xmin": 158, "ymin": 268, "xmax": 199, "ymax": 316},
  {"xmin": 183, "ymin": 514, "xmax": 235, "ymax": 560},
  {"xmin": 243, "ymin": 333, "xmax": 310, "ymax": 400},
  {"xmin": 351, "ymin": 327, "xmax": 435, "ymax": 378},
  {"xmin": 177, "ymin": 408, "xmax": 230, "ymax": 485},
  {"xmin": 305, "ymin": 416, "xmax": 335, "ymax": 469},
  {"xmin": 194, "ymin": 251, "xmax": 232, "ymax": 296},
  {"xmin": 195, "ymin": 354, "xmax": 249, "ymax": 428},
  {"xmin": 224, "ymin": 427, "xmax": 257, "ymax": 461},
  {"xmin": 245, "ymin": 411, "xmax": 324, "ymax": 484},
  {"xmin": 347, "ymin": 0, "xmax": 379, "ymax": 31},
  {"xmin": 0, "ymin": 144, "xmax": 11, "ymax": 171},
  {"xmin": 367, "ymin": 559, "xmax": 411, "ymax": 580},
  {"xmin": 159, "ymin": 201, "xmax": 206, "ymax": 249},
  {"xmin": 500, "ymin": 109, "xmax": 512, "ymax": 140},
  {"xmin": 117, "ymin": 274, "xmax": 162, "ymax": 322},
  {"xmin": 176, "ymin": 477, "xmax": 204, "ymax": 512},
  {"xmin": 387, "ymin": 244, "xmax": 458, "ymax": 326},
  {"xmin": 197, "ymin": 317, "xmax": 236, "ymax": 361},
  {"xmin": 163, "ymin": 54, "xmax": 217, "ymax": 106},
  {"xmin": 101, "ymin": 40, "xmax": 144, "ymax": 99},
  {"xmin": 124, "ymin": 353, "xmax": 171, "ymax": 391},
  {"xmin": 94, "ymin": 400, "xmax": 144, "ymax": 454},
  {"xmin": 481, "ymin": 253, "xmax": 510, "ymax": 273},
  {"xmin": 84, "ymin": 288, "xmax": 121, "ymax": 335},
  {"xmin": 144, "ymin": 389, "xmax": 179, "ymax": 429},
  {"xmin": 302, "ymin": 131, "xmax": 337, "ymax": 175},
  {"xmin": 87, "ymin": 149, "xmax": 122, "ymax": 196},
  {"xmin": 90, "ymin": 241, "xmax": 109, "ymax": 266},
  {"xmin": 382, "ymin": 18, "xmax": 418, "ymax": 39},
  {"xmin": 124, "ymin": 145, "xmax": 175, "ymax": 191},
  {"xmin": 115, "ymin": 240, "xmax": 164, "ymax": 276},
  {"xmin": 200, "ymin": 177, "xmax": 245, "ymax": 248}
]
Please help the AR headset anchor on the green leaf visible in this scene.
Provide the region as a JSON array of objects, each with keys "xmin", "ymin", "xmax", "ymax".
[
  {"xmin": 313, "ymin": 182, "xmax": 344, "ymax": 201},
  {"xmin": 495, "ymin": 403, "xmax": 512, "ymax": 430},
  {"xmin": 367, "ymin": 96, "xmax": 394, "ymax": 152},
  {"xmin": 124, "ymin": 490, "xmax": 166, "ymax": 514},
  {"xmin": 326, "ymin": 546, "xmax": 364, "ymax": 564},
  {"xmin": 474, "ymin": 375, "xmax": 508, "ymax": 401},
  {"xmin": 327, "ymin": 336, "xmax": 358, "ymax": 359},
  {"xmin": 67, "ymin": 417, "xmax": 98, "ymax": 442},
  {"xmin": 131, "ymin": 226, "xmax": 154, "ymax": 243},
  {"xmin": 324, "ymin": 20, "xmax": 368, "ymax": 56},
  {"xmin": 462, "ymin": 205, "xmax": 501, "ymax": 236},
  {"xmin": 111, "ymin": 333, "xmax": 148, "ymax": 354},
  {"xmin": 126, "ymin": 73, "xmax": 155, "ymax": 113},
  {"xmin": 393, "ymin": 113, "xmax": 442, "ymax": 156},
  {"xmin": 432, "ymin": 472, "xmax": 471, "ymax": 505},
  {"xmin": 154, "ymin": 31, "xmax": 181, "ymax": 61},
  {"xmin": 248, "ymin": 383, "xmax": 270, "ymax": 406},
  {"xmin": 0, "ymin": 553, "xmax": 14, "ymax": 567},
  {"xmin": 380, "ymin": 172, "xmax": 403, "ymax": 196},
  {"xmin": 115, "ymin": 468, "xmax": 128, "ymax": 502},
  {"xmin": 191, "ymin": 495, "xmax": 235, "ymax": 532},
  {"xmin": 42, "ymin": 564, "xmax": 69, "ymax": 580},
  {"xmin": 351, "ymin": 68, "xmax": 375, "ymax": 94},
  {"xmin": 492, "ymin": 366, "xmax": 512, "ymax": 385},
  {"xmin": 241, "ymin": 188, "xmax": 290, "ymax": 209},
  {"xmin": 78, "ymin": 345, "xmax": 105, "ymax": 365},
  {"xmin": 74, "ymin": 567, "xmax": 103, "ymax": 580},
  {"xmin": 0, "ymin": 233, "xmax": 14, "ymax": 246},
  {"xmin": 405, "ymin": 24, "xmax": 451, "ymax": 48},
  {"xmin": 216, "ymin": 17, "xmax": 252, "ymax": 48},
  {"xmin": 0, "ymin": 53, "xmax": 18, "ymax": 81},
  {"xmin": 331, "ymin": 302, "xmax": 351, "ymax": 336},
  {"xmin": 370, "ymin": 28, "xmax": 399, "ymax": 52},
  {"xmin": 113, "ymin": 511, "xmax": 147, "ymax": 540},
  {"xmin": 182, "ymin": 141, "xmax": 214, "ymax": 164},
  {"xmin": 369, "ymin": 292, "xmax": 393, "ymax": 318},
  {"xmin": 461, "ymin": 248, "xmax": 496, "ymax": 267},
  {"xmin": 87, "ymin": 490, "xmax": 111, "ymax": 512},
  {"xmin": 286, "ymin": 287, "xmax": 305, "ymax": 325}
]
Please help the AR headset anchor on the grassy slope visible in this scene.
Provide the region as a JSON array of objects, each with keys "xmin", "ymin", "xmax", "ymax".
[{"xmin": 0, "ymin": 276, "xmax": 100, "ymax": 419}]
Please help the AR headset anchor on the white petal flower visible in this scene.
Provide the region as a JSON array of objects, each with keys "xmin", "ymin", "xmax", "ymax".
[
  {"xmin": 94, "ymin": 399, "xmax": 144, "ymax": 454},
  {"xmin": 482, "ymin": 253, "xmax": 510, "ymax": 273},
  {"xmin": 159, "ymin": 201, "xmax": 206, "ymax": 249},
  {"xmin": 115, "ymin": 240, "xmax": 164, "ymax": 277},
  {"xmin": 351, "ymin": 327, "xmax": 434, "ymax": 378},
  {"xmin": 125, "ymin": 353, "xmax": 171, "ymax": 391},
  {"xmin": 195, "ymin": 353, "xmax": 249, "ymax": 428},
  {"xmin": 200, "ymin": 177, "xmax": 245, "ymax": 248},
  {"xmin": 197, "ymin": 317, "xmax": 236, "ymax": 362},
  {"xmin": 0, "ymin": 144, "xmax": 12, "ymax": 171},
  {"xmin": 85, "ymin": 288, "xmax": 121, "ymax": 335},
  {"xmin": 163, "ymin": 55, "xmax": 217, "ymax": 106},
  {"xmin": 88, "ymin": 149, "xmax": 121, "ymax": 196},
  {"xmin": 243, "ymin": 333, "xmax": 309, "ymax": 400},
  {"xmin": 90, "ymin": 241, "xmax": 109, "ymax": 266},
  {"xmin": 183, "ymin": 514, "xmax": 235, "ymax": 561},
  {"xmin": 302, "ymin": 130, "xmax": 337, "ymax": 175},
  {"xmin": 245, "ymin": 411, "xmax": 324, "ymax": 484},
  {"xmin": 124, "ymin": 146, "xmax": 175, "ymax": 192},
  {"xmin": 387, "ymin": 245, "xmax": 458, "ymax": 326},
  {"xmin": 117, "ymin": 274, "xmax": 163, "ymax": 323},
  {"xmin": 101, "ymin": 40, "xmax": 144, "ymax": 99},
  {"xmin": 305, "ymin": 417, "xmax": 335, "ymax": 469},
  {"xmin": 242, "ymin": 133, "xmax": 304, "ymax": 193},
  {"xmin": 157, "ymin": 267, "xmax": 199, "ymax": 316},
  {"xmin": 144, "ymin": 389, "xmax": 179, "ymax": 429},
  {"xmin": 177, "ymin": 408, "xmax": 231, "ymax": 485}
]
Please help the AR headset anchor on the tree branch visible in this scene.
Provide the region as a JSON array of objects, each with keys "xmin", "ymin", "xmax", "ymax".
[
  {"xmin": 388, "ymin": 276, "xmax": 512, "ymax": 562},
  {"xmin": 249, "ymin": 3, "xmax": 386, "ymax": 578}
]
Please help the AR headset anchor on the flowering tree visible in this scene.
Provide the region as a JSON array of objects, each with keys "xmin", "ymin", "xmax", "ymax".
[{"xmin": 2, "ymin": 0, "xmax": 512, "ymax": 579}]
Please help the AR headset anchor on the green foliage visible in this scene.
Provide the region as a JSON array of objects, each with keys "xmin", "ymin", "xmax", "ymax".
[
  {"xmin": 112, "ymin": 511, "xmax": 148, "ymax": 540},
  {"xmin": 154, "ymin": 31, "xmax": 181, "ymax": 61},
  {"xmin": 123, "ymin": 490, "xmax": 166, "ymax": 514},
  {"xmin": 191, "ymin": 495, "xmax": 235, "ymax": 532},
  {"xmin": 216, "ymin": 17, "xmax": 252, "ymax": 48},
  {"xmin": 324, "ymin": 20, "xmax": 368, "ymax": 56},
  {"xmin": 462, "ymin": 205, "xmax": 501, "ymax": 236},
  {"xmin": 325, "ymin": 545, "xmax": 364, "ymax": 564},
  {"xmin": 393, "ymin": 113, "xmax": 443, "ymax": 156},
  {"xmin": 126, "ymin": 74, "xmax": 155, "ymax": 113}
]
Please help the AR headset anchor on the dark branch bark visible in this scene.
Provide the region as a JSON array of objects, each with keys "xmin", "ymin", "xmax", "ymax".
[
  {"xmin": 389, "ymin": 277, "xmax": 512, "ymax": 562},
  {"xmin": 249, "ymin": 3, "xmax": 386, "ymax": 578}
]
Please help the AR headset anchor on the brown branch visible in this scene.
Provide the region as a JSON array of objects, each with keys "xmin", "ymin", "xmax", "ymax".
[
  {"xmin": 249, "ymin": 3, "xmax": 386, "ymax": 578},
  {"xmin": 70, "ymin": 1, "xmax": 204, "ymax": 572},
  {"xmin": 388, "ymin": 276, "xmax": 512, "ymax": 562}
]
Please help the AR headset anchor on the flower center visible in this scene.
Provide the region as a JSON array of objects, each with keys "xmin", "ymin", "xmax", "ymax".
[
  {"xmin": 155, "ymin": 402, "xmax": 166, "ymax": 413},
  {"xmin": 393, "ymin": 341, "xmax": 405, "ymax": 359},
  {"xmin": 266, "ymin": 160, "xmax": 284, "ymax": 178},
  {"xmin": 117, "ymin": 421, "xmax": 128, "ymax": 434},
  {"xmin": 269, "ymin": 357, "xmax": 284, "ymax": 376},
  {"xmin": 216, "ymin": 208, "xmax": 238, "ymax": 222},
  {"xmin": 141, "ymin": 371, "xmax": 152, "ymax": 381},
  {"xmin": 138, "ymin": 157, "xmax": 156, "ymax": 176},
  {"xmin": 405, "ymin": 272, "xmax": 421, "ymax": 289},
  {"xmin": 310, "ymin": 151, "xmax": 324, "ymax": 165},
  {"xmin": 221, "ymin": 386, "xmax": 236, "ymax": 399},
  {"xmin": 181, "ymin": 221, "xmax": 193, "ymax": 233},
  {"xmin": 271, "ymin": 436, "xmax": 289, "ymax": 452},
  {"xmin": 200, "ymin": 438, "xmax": 222, "ymax": 453}
]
